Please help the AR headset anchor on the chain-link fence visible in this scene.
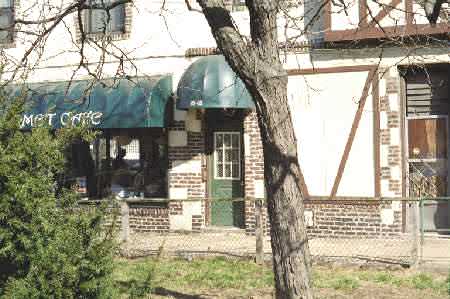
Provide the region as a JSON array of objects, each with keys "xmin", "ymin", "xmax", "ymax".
[
  {"xmin": 92, "ymin": 197, "xmax": 450, "ymax": 267},
  {"xmin": 417, "ymin": 197, "xmax": 450, "ymax": 265}
]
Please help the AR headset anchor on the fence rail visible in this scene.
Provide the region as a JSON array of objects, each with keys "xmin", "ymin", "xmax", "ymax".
[{"xmin": 79, "ymin": 197, "xmax": 450, "ymax": 267}]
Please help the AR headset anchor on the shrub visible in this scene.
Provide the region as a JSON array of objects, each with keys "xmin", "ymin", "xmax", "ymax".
[{"xmin": 0, "ymin": 92, "xmax": 116, "ymax": 298}]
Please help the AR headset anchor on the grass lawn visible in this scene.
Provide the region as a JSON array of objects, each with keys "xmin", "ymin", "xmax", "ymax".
[{"xmin": 113, "ymin": 257, "xmax": 449, "ymax": 298}]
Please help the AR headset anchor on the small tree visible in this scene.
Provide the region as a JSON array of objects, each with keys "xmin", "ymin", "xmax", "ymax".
[{"xmin": 0, "ymin": 90, "xmax": 116, "ymax": 299}]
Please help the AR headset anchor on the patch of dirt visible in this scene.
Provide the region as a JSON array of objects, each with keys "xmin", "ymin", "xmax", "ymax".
[
  {"xmin": 150, "ymin": 287, "xmax": 274, "ymax": 299},
  {"xmin": 149, "ymin": 282, "xmax": 447, "ymax": 299},
  {"xmin": 315, "ymin": 282, "xmax": 446, "ymax": 299}
]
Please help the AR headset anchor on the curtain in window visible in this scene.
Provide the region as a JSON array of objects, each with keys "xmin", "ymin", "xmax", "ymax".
[
  {"xmin": 0, "ymin": 6, "xmax": 12, "ymax": 43},
  {"xmin": 88, "ymin": 0, "xmax": 125, "ymax": 33},
  {"xmin": 109, "ymin": 1, "xmax": 125, "ymax": 33},
  {"xmin": 0, "ymin": 0, "xmax": 12, "ymax": 8}
]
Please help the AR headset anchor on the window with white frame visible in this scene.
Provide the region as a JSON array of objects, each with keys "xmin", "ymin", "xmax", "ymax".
[
  {"xmin": 214, "ymin": 132, "xmax": 241, "ymax": 180},
  {"xmin": 85, "ymin": 0, "xmax": 125, "ymax": 34},
  {"xmin": 0, "ymin": 0, "xmax": 14, "ymax": 44}
]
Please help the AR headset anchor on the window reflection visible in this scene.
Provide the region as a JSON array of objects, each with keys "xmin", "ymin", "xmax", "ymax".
[{"xmin": 70, "ymin": 129, "xmax": 167, "ymax": 199}]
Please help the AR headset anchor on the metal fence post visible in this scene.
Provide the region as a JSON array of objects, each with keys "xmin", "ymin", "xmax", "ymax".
[
  {"xmin": 418, "ymin": 198, "xmax": 424, "ymax": 265},
  {"xmin": 411, "ymin": 199, "xmax": 420, "ymax": 267},
  {"xmin": 255, "ymin": 198, "xmax": 264, "ymax": 264},
  {"xmin": 120, "ymin": 201, "xmax": 130, "ymax": 242}
]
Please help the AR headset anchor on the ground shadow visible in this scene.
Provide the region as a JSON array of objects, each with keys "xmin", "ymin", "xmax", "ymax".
[{"xmin": 153, "ymin": 287, "xmax": 209, "ymax": 299}]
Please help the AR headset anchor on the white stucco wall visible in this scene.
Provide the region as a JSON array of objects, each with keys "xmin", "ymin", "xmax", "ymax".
[
  {"xmin": 3, "ymin": 0, "xmax": 448, "ymax": 84},
  {"xmin": 3, "ymin": 0, "xmax": 311, "ymax": 83},
  {"xmin": 288, "ymin": 71, "xmax": 375, "ymax": 197}
]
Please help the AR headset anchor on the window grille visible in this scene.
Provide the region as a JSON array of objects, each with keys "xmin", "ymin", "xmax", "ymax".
[{"xmin": 214, "ymin": 132, "xmax": 241, "ymax": 180}]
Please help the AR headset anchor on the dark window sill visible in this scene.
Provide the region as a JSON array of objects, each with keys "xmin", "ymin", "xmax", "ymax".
[{"xmin": 78, "ymin": 31, "xmax": 130, "ymax": 42}]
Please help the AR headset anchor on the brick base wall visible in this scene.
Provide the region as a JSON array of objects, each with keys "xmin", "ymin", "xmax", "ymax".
[
  {"xmin": 127, "ymin": 201, "xmax": 204, "ymax": 233},
  {"xmin": 129, "ymin": 203, "xmax": 170, "ymax": 233},
  {"xmin": 304, "ymin": 199, "xmax": 403, "ymax": 238},
  {"xmin": 246, "ymin": 198, "xmax": 404, "ymax": 238},
  {"xmin": 83, "ymin": 197, "xmax": 405, "ymax": 237}
]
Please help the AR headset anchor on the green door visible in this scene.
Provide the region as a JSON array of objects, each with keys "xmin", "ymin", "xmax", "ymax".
[{"xmin": 210, "ymin": 131, "xmax": 244, "ymax": 227}]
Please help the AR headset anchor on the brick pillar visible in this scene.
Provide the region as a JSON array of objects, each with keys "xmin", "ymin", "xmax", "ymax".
[
  {"xmin": 167, "ymin": 108, "xmax": 206, "ymax": 231},
  {"xmin": 243, "ymin": 111, "xmax": 269, "ymax": 234},
  {"xmin": 379, "ymin": 68, "xmax": 402, "ymax": 198},
  {"xmin": 378, "ymin": 68, "xmax": 404, "ymax": 223}
]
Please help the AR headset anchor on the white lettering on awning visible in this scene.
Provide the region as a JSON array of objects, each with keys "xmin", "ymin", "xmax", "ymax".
[{"xmin": 20, "ymin": 110, "xmax": 103, "ymax": 128}]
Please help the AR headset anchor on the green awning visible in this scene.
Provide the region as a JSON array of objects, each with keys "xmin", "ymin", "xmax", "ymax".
[
  {"xmin": 13, "ymin": 75, "xmax": 172, "ymax": 129},
  {"xmin": 176, "ymin": 55, "xmax": 254, "ymax": 110}
]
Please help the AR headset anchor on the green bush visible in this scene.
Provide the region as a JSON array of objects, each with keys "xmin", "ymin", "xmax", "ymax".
[{"xmin": 0, "ymin": 93, "xmax": 116, "ymax": 298}]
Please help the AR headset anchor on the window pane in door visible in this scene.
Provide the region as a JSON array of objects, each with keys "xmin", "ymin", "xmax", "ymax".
[
  {"xmin": 224, "ymin": 134, "xmax": 231, "ymax": 147},
  {"xmin": 231, "ymin": 134, "xmax": 239, "ymax": 147},
  {"xmin": 231, "ymin": 149, "xmax": 239, "ymax": 162},
  {"xmin": 216, "ymin": 134, "xmax": 223, "ymax": 148},
  {"xmin": 217, "ymin": 163, "xmax": 223, "ymax": 177},
  {"xmin": 408, "ymin": 118, "xmax": 447, "ymax": 159},
  {"xmin": 225, "ymin": 149, "xmax": 232, "ymax": 162},
  {"xmin": 225, "ymin": 164, "xmax": 231, "ymax": 177},
  {"xmin": 217, "ymin": 149, "xmax": 223, "ymax": 162},
  {"xmin": 232, "ymin": 163, "xmax": 239, "ymax": 178}
]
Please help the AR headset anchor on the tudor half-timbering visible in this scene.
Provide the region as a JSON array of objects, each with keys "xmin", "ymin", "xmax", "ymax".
[
  {"xmin": 287, "ymin": 0, "xmax": 450, "ymax": 235},
  {"xmin": 2, "ymin": 0, "xmax": 449, "ymax": 235}
]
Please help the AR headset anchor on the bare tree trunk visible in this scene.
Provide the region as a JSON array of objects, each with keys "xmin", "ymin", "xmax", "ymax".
[
  {"xmin": 254, "ymin": 71, "xmax": 313, "ymax": 299},
  {"xmin": 197, "ymin": 1, "xmax": 313, "ymax": 298}
]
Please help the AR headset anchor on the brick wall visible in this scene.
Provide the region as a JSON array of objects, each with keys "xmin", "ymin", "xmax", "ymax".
[
  {"xmin": 121, "ymin": 200, "xmax": 204, "ymax": 233},
  {"xmin": 168, "ymin": 119, "xmax": 206, "ymax": 200},
  {"xmin": 167, "ymin": 109, "xmax": 206, "ymax": 230},
  {"xmin": 243, "ymin": 112, "xmax": 264, "ymax": 198},
  {"xmin": 304, "ymin": 199, "xmax": 403, "ymax": 238},
  {"xmin": 129, "ymin": 203, "xmax": 170, "ymax": 233},
  {"xmin": 246, "ymin": 198, "xmax": 404, "ymax": 238},
  {"xmin": 242, "ymin": 112, "xmax": 269, "ymax": 234}
]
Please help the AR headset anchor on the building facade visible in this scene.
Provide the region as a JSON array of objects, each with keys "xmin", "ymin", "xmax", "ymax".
[{"xmin": 2, "ymin": 0, "xmax": 449, "ymax": 235}]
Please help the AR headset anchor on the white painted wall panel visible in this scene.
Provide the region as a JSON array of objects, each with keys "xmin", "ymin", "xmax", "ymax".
[
  {"xmin": 288, "ymin": 71, "xmax": 374, "ymax": 197},
  {"xmin": 338, "ymin": 84, "xmax": 375, "ymax": 197},
  {"xmin": 331, "ymin": 0, "xmax": 360, "ymax": 30}
]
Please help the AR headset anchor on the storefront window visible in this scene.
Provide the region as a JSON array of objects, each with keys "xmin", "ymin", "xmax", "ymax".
[{"xmin": 71, "ymin": 129, "xmax": 167, "ymax": 199}]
